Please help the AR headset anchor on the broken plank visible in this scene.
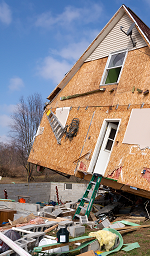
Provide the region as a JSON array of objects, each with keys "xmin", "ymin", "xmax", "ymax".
[
  {"xmin": 34, "ymin": 236, "xmax": 95, "ymax": 252},
  {"xmin": 90, "ymin": 212, "xmax": 98, "ymax": 222},
  {"xmin": 73, "ymin": 151, "xmax": 91, "ymax": 163},
  {"xmin": 114, "ymin": 224, "xmax": 150, "ymax": 235},
  {"xmin": 44, "ymin": 224, "xmax": 58, "ymax": 233},
  {"xmin": 128, "ymin": 216, "xmax": 145, "ymax": 221},
  {"xmin": 120, "ymin": 219, "xmax": 141, "ymax": 224},
  {"xmin": 40, "ymin": 216, "xmax": 68, "ymax": 222}
]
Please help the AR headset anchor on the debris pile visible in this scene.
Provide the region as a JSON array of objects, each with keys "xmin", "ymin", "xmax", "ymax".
[{"xmin": 0, "ymin": 186, "xmax": 150, "ymax": 255}]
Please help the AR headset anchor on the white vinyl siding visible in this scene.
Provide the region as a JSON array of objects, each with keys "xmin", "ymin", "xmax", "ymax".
[{"xmin": 85, "ymin": 13, "xmax": 147, "ymax": 62}]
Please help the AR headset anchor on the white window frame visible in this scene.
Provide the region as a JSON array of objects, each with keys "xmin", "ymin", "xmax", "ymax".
[
  {"xmin": 87, "ymin": 119, "xmax": 121, "ymax": 174},
  {"xmin": 100, "ymin": 49, "xmax": 128, "ymax": 86}
]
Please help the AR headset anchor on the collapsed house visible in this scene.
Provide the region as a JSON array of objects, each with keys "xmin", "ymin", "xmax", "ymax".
[{"xmin": 28, "ymin": 4, "xmax": 150, "ymax": 199}]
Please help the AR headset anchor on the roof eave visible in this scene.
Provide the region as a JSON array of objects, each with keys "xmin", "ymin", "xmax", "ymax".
[{"xmin": 47, "ymin": 5, "xmax": 125, "ymax": 101}]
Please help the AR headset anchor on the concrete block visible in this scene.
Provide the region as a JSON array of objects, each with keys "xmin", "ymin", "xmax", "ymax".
[
  {"xmin": 65, "ymin": 202, "xmax": 77, "ymax": 209},
  {"xmin": 80, "ymin": 239, "xmax": 100, "ymax": 253},
  {"xmin": 62, "ymin": 215, "xmax": 72, "ymax": 220},
  {"xmin": 79, "ymin": 215, "xmax": 88, "ymax": 224},
  {"xmin": 58, "ymin": 220, "xmax": 73, "ymax": 229},
  {"xmin": 16, "ymin": 237, "xmax": 36, "ymax": 251},
  {"xmin": 43, "ymin": 206, "xmax": 54, "ymax": 213},
  {"xmin": 0, "ymin": 201, "xmax": 40, "ymax": 213},
  {"xmin": 68, "ymin": 225, "xmax": 85, "ymax": 237},
  {"xmin": 96, "ymin": 218, "xmax": 110, "ymax": 229},
  {"xmin": 20, "ymin": 221, "xmax": 58, "ymax": 233},
  {"xmin": 50, "ymin": 208, "xmax": 62, "ymax": 217},
  {"xmin": 24, "ymin": 232, "xmax": 45, "ymax": 246}
]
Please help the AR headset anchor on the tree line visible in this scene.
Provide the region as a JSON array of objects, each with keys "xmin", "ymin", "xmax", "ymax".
[{"xmin": 0, "ymin": 93, "xmax": 44, "ymax": 181}]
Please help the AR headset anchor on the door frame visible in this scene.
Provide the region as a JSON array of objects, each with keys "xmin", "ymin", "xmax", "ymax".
[{"xmin": 87, "ymin": 118, "xmax": 121, "ymax": 174}]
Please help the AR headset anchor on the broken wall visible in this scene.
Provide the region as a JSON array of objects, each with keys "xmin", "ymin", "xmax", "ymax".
[{"xmin": 28, "ymin": 46, "xmax": 150, "ymax": 193}]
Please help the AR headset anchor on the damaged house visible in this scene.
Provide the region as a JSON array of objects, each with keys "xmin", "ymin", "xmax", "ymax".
[{"xmin": 28, "ymin": 4, "xmax": 150, "ymax": 199}]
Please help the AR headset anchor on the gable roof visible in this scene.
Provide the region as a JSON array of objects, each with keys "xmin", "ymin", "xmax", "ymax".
[{"xmin": 47, "ymin": 4, "xmax": 150, "ymax": 102}]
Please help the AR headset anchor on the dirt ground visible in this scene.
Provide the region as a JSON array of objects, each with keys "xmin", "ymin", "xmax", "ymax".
[{"xmin": 113, "ymin": 223, "xmax": 150, "ymax": 256}]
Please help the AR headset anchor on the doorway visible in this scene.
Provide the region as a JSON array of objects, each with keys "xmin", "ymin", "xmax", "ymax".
[{"xmin": 87, "ymin": 119, "xmax": 120, "ymax": 176}]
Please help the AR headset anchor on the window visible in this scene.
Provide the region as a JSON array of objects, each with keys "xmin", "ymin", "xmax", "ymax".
[
  {"xmin": 105, "ymin": 126, "xmax": 117, "ymax": 151},
  {"xmin": 65, "ymin": 183, "xmax": 72, "ymax": 190},
  {"xmin": 101, "ymin": 50, "xmax": 127, "ymax": 85}
]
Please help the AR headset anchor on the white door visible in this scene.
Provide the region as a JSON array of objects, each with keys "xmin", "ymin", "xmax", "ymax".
[{"xmin": 94, "ymin": 122, "xmax": 118, "ymax": 176}]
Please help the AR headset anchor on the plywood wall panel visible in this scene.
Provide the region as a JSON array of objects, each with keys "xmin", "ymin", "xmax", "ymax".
[
  {"xmin": 29, "ymin": 43, "xmax": 150, "ymax": 194},
  {"xmin": 29, "ymin": 107, "xmax": 104, "ymax": 176},
  {"xmin": 29, "ymin": 104, "xmax": 150, "ymax": 192},
  {"xmin": 114, "ymin": 47, "xmax": 150, "ymax": 105},
  {"xmin": 104, "ymin": 105, "xmax": 150, "ymax": 192},
  {"xmin": 50, "ymin": 58, "xmax": 109, "ymax": 109}
]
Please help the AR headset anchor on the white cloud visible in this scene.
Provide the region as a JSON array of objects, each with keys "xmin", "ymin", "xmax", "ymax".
[
  {"xmin": 37, "ymin": 56, "xmax": 72, "ymax": 84},
  {"xmin": 9, "ymin": 77, "xmax": 24, "ymax": 91},
  {"xmin": 0, "ymin": 2, "xmax": 12, "ymax": 25},
  {"xmin": 35, "ymin": 4, "xmax": 103, "ymax": 29},
  {"xmin": 52, "ymin": 40, "xmax": 90, "ymax": 61},
  {"xmin": 0, "ymin": 104, "xmax": 17, "ymax": 113},
  {"xmin": 0, "ymin": 114, "xmax": 11, "ymax": 127}
]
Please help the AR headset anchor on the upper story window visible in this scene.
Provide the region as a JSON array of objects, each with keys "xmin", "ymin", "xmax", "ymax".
[{"xmin": 100, "ymin": 50, "xmax": 128, "ymax": 85}]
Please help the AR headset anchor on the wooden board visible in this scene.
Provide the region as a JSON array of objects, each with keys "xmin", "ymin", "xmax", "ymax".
[{"xmin": 0, "ymin": 210, "xmax": 16, "ymax": 225}]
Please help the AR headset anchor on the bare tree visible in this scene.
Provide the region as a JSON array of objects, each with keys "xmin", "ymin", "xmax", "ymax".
[{"xmin": 9, "ymin": 93, "xmax": 44, "ymax": 181}]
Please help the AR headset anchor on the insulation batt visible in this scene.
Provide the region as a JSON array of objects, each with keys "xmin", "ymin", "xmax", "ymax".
[
  {"xmin": 16, "ymin": 217, "xmax": 45, "ymax": 227},
  {"xmin": 89, "ymin": 230, "xmax": 117, "ymax": 251}
]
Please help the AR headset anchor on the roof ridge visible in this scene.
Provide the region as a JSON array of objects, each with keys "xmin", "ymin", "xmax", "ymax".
[{"xmin": 127, "ymin": 6, "xmax": 150, "ymax": 30}]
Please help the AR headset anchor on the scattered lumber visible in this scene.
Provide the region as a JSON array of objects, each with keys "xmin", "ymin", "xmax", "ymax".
[
  {"xmin": 90, "ymin": 212, "xmax": 98, "ymax": 222},
  {"xmin": 121, "ymin": 219, "xmax": 141, "ymax": 224},
  {"xmin": 128, "ymin": 216, "xmax": 145, "ymax": 221},
  {"xmin": 37, "ymin": 236, "xmax": 96, "ymax": 251},
  {"xmin": 41, "ymin": 216, "xmax": 68, "ymax": 222},
  {"xmin": 115, "ymin": 224, "xmax": 150, "ymax": 235},
  {"xmin": 44, "ymin": 224, "xmax": 58, "ymax": 233}
]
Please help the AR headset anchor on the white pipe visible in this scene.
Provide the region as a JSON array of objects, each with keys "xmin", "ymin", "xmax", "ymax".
[
  {"xmin": 0, "ymin": 232, "xmax": 31, "ymax": 256},
  {"xmin": 12, "ymin": 227, "xmax": 33, "ymax": 234}
]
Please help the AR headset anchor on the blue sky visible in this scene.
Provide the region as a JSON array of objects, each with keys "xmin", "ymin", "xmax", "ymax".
[{"xmin": 0, "ymin": 0, "xmax": 150, "ymax": 143}]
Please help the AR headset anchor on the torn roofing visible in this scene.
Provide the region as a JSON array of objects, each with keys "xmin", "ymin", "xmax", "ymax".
[{"xmin": 47, "ymin": 4, "xmax": 150, "ymax": 102}]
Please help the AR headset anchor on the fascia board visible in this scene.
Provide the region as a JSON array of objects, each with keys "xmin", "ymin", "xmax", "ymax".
[
  {"xmin": 123, "ymin": 5, "xmax": 150, "ymax": 47},
  {"xmin": 47, "ymin": 6, "xmax": 125, "ymax": 101}
]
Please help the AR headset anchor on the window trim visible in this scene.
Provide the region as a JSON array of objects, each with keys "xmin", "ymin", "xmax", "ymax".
[{"xmin": 100, "ymin": 49, "xmax": 128, "ymax": 86}]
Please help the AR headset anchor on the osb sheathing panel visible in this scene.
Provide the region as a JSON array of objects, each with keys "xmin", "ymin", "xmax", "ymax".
[
  {"xmin": 50, "ymin": 47, "xmax": 150, "ymax": 109},
  {"xmin": 104, "ymin": 105, "xmax": 150, "ymax": 192},
  {"xmin": 29, "ymin": 46, "xmax": 150, "ymax": 193},
  {"xmin": 50, "ymin": 58, "xmax": 118, "ymax": 108},
  {"xmin": 114, "ymin": 47, "xmax": 150, "ymax": 105},
  {"xmin": 29, "ymin": 107, "xmax": 102, "ymax": 175}
]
